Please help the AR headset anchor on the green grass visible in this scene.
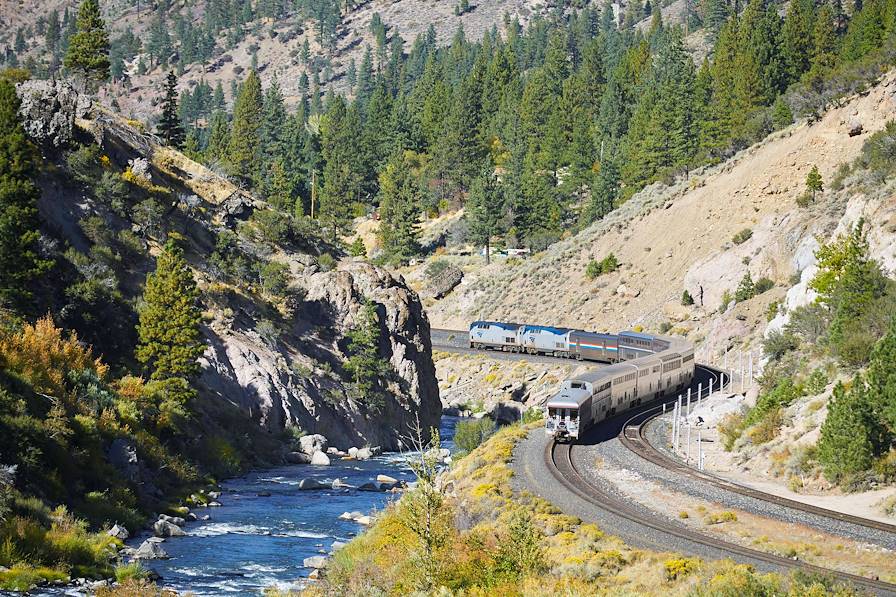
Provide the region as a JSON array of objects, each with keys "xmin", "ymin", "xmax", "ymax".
[{"xmin": 0, "ymin": 564, "xmax": 69, "ymax": 591}]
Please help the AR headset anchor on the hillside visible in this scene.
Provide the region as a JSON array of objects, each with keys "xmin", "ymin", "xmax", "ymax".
[{"xmin": 424, "ymin": 69, "xmax": 896, "ymax": 363}]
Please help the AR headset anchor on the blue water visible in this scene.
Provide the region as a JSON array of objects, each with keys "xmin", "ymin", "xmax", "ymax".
[{"xmin": 129, "ymin": 417, "xmax": 461, "ymax": 595}]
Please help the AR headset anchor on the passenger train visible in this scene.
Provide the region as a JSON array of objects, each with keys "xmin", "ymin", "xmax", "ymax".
[{"xmin": 468, "ymin": 322, "xmax": 695, "ymax": 442}]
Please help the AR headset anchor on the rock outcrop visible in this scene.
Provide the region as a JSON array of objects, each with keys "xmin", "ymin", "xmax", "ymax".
[
  {"xmin": 200, "ymin": 260, "xmax": 441, "ymax": 452},
  {"xmin": 16, "ymin": 79, "xmax": 90, "ymax": 148}
]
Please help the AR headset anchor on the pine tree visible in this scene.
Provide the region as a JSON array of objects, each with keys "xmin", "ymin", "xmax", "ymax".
[
  {"xmin": 377, "ymin": 151, "xmax": 422, "ymax": 265},
  {"xmin": 64, "ymin": 0, "xmax": 110, "ymax": 92},
  {"xmin": 808, "ymin": 4, "xmax": 838, "ymax": 81},
  {"xmin": 157, "ymin": 71, "xmax": 185, "ymax": 148},
  {"xmin": 136, "ymin": 241, "xmax": 204, "ymax": 382},
  {"xmin": 261, "ymin": 76, "xmax": 287, "ymax": 167},
  {"xmin": 228, "ymin": 70, "xmax": 263, "ymax": 184},
  {"xmin": 205, "ymin": 110, "xmax": 230, "ymax": 163},
  {"xmin": 345, "ymin": 299, "xmax": 388, "ymax": 408},
  {"xmin": 319, "ymin": 97, "xmax": 362, "ymax": 240},
  {"xmin": 466, "ymin": 163, "xmax": 505, "ymax": 264},
  {"xmin": 806, "ymin": 164, "xmax": 823, "ymax": 200},
  {"xmin": 867, "ymin": 318, "xmax": 896, "ymax": 438},
  {"xmin": 0, "ymin": 80, "xmax": 51, "ymax": 308},
  {"xmin": 817, "ymin": 379, "xmax": 876, "ymax": 484},
  {"xmin": 780, "ymin": 0, "xmax": 815, "ymax": 86}
]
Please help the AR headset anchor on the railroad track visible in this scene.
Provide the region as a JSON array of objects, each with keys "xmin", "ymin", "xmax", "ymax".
[
  {"xmin": 545, "ymin": 439, "xmax": 896, "ymax": 595},
  {"xmin": 620, "ymin": 366, "xmax": 896, "ymax": 536}
]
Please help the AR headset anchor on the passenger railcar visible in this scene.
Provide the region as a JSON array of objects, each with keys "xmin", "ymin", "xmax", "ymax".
[
  {"xmin": 545, "ymin": 333, "xmax": 694, "ymax": 441},
  {"xmin": 568, "ymin": 330, "xmax": 618, "ymax": 362}
]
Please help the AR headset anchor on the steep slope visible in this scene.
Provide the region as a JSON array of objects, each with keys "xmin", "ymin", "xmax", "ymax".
[
  {"xmin": 426, "ymin": 70, "xmax": 896, "ymax": 361},
  {"xmin": 18, "ymin": 79, "xmax": 440, "ymax": 452}
]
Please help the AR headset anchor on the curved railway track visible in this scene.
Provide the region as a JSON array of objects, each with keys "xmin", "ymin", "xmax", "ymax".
[
  {"xmin": 545, "ymin": 438, "xmax": 896, "ymax": 596},
  {"xmin": 619, "ymin": 397, "xmax": 896, "ymax": 536},
  {"xmin": 625, "ymin": 365, "xmax": 896, "ymax": 535}
]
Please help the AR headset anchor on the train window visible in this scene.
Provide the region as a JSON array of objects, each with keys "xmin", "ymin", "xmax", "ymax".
[
  {"xmin": 506, "ymin": 337, "xmax": 516, "ymax": 343},
  {"xmin": 570, "ymin": 410, "xmax": 578, "ymax": 421},
  {"xmin": 571, "ymin": 382, "xmax": 584, "ymax": 389},
  {"xmin": 548, "ymin": 408, "xmax": 557, "ymax": 418},
  {"xmin": 556, "ymin": 342, "xmax": 564, "ymax": 348}
]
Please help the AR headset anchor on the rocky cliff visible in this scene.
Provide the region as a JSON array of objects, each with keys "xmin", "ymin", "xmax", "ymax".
[{"xmin": 17, "ymin": 80, "xmax": 440, "ymax": 454}]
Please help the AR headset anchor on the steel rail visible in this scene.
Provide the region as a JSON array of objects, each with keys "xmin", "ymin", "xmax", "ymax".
[{"xmin": 544, "ymin": 437, "xmax": 896, "ymax": 595}]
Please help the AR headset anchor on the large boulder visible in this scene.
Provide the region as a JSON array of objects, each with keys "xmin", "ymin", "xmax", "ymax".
[
  {"xmin": 303, "ymin": 556, "xmax": 328, "ymax": 569},
  {"xmin": 153, "ymin": 520, "xmax": 186, "ymax": 538},
  {"xmin": 134, "ymin": 540, "xmax": 169, "ymax": 560},
  {"xmin": 158, "ymin": 514, "xmax": 186, "ymax": 526},
  {"xmin": 300, "ymin": 434, "xmax": 329, "ymax": 456},
  {"xmin": 15, "ymin": 79, "xmax": 90, "ymax": 148},
  {"xmin": 310, "ymin": 451, "xmax": 331, "ymax": 466},
  {"xmin": 107, "ymin": 524, "xmax": 129, "ymax": 541},
  {"xmin": 298, "ymin": 478, "xmax": 329, "ymax": 490},
  {"xmin": 425, "ymin": 264, "xmax": 464, "ymax": 299},
  {"xmin": 286, "ymin": 451, "xmax": 311, "ymax": 464}
]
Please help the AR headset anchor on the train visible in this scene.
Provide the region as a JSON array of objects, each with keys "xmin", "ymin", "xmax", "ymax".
[{"xmin": 468, "ymin": 322, "xmax": 695, "ymax": 442}]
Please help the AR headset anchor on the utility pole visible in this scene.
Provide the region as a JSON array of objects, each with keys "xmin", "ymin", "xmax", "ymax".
[{"xmin": 310, "ymin": 170, "xmax": 316, "ymax": 219}]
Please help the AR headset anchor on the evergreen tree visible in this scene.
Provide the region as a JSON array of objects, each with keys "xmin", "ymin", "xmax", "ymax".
[
  {"xmin": 228, "ymin": 70, "xmax": 263, "ymax": 184},
  {"xmin": 319, "ymin": 98, "xmax": 362, "ymax": 239},
  {"xmin": 136, "ymin": 241, "xmax": 204, "ymax": 382},
  {"xmin": 261, "ymin": 76, "xmax": 288, "ymax": 167},
  {"xmin": 377, "ymin": 151, "xmax": 422, "ymax": 265},
  {"xmin": 806, "ymin": 164, "xmax": 823, "ymax": 200},
  {"xmin": 867, "ymin": 318, "xmax": 896, "ymax": 438},
  {"xmin": 817, "ymin": 379, "xmax": 876, "ymax": 484},
  {"xmin": 0, "ymin": 80, "xmax": 50, "ymax": 308},
  {"xmin": 808, "ymin": 4, "xmax": 839, "ymax": 80},
  {"xmin": 780, "ymin": 0, "xmax": 815, "ymax": 86},
  {"xmin": 157, "ymin": 71, "xmax": 185, "ymax": 148},
  {"xmin": 64, "ymin": 0, "xmax": 110, "ymax": 92},
  {"xmin": 344, "ymin": 299, "xmax": 388, "ymax": 408},
  {"xmin": 466, "ymin": 164, "xmax": 505, "ymax": 264},
  {"xmin": 205, "ymin": 110, "xmax": 230, "ymax": 163}
]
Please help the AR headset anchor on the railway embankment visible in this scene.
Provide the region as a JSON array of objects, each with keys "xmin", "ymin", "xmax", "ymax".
[{"xmin": 312, "ymin": 418, "xmax": 879, "ymax": 595}]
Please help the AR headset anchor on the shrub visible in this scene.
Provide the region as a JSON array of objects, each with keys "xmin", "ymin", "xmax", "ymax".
[
  {"xmin": 585, "ymin": 254, "xmax": 619, "ymax": 279},
  {"xmin": 857, "ymin": 120, "xmax": 896, "ymax": 182},
  {"xmin": 718, "ymin": 412, "xmax": 746, "ymax": 451},
  {"xmin": 766, "ymin": 300, "xmax": 781, "ymax": 322},
  {"xmin": 664, "ymin": 557, "xmax": 699, "ymax": 581},
  {"xmin": 681, "ymin": 290, "xmax": 694, "ymax": 306},
  {"xmin": 0, "ymin": 564, "xmax": 69, "ymax": 591},
  {"xmin": 718, "ymin": 290, "xmax": 733, "ymax": 313},
  {"xmin": 66, "ymin": 144, "xmax": 101, "ymax": 184},
  {"xmin": 114, "ymin": 562, "xmax": 148, "ymax": 583},
  {"xmin": 348, "ymin": 237, "xmax": 366, "ymax": 257},
  {"xmin": 732, "ymin": 228, "xmax": 753, "ymax": 245},
  {"xmin": 785, "ymin": 303, "xmax": 829, "ymax": 344},
  {"xmin": 762, "ymin": 329, "xmax": 799, "ymax": 361},
  {"xmin": 734, "ymin": 272, "xmax": 755, "ymax": 302},
  {"xmin": 704, "ymin": 511, "xmax": 738, "ymax": 524},
  {"xmin": 804, "ymin": 369, "xmax": 829, "ymax": 395},
  {"xmin": 253, "ymin": 209, "xmax": 292, "ymax": 245},
  {"xmin": 659, "ymin": 321, "xmax": 673, "ymax": 333},
  {"xmin": 746, "ymin": 408, "xmax": 784, "ymax": 444},
  {"xmin": 95, "ymin": 171, "xmax": 129, "ymax": 214},
  {"xmin": 454, "ymin": 418, "xmax": 496, "ymax": 455},
  {"xmin": 318, "ymin": 253, "xmax": 336, "ymax": 271},
  {"xmin": 259, "ymin": 260, "xmax": 290, "ymax": 298},
  {"xmin": 753, "ymin": 277, "xmax": 774, "ymax": 295},
  {"xmin": 746, "ymin": 378, "xmax": 802, "ymax": 427}
]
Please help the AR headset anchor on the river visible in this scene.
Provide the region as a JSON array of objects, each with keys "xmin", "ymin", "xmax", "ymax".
[{"xmin": 121, "ymin": 416, "xmax": 461, "ymax": 596}]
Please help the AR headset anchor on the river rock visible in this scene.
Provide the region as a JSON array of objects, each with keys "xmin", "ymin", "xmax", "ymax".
[
  {"xmin": 159, "ymin": 514, "xmax": 186, "ymax": 526},
  {"xmin": 331, "ymin": 478, "xmax": 353, "ymax": 489},
  {"xmin": 187, "ymin": 512, "xmax": 199, "ymax": 521},
  {"xmin": 326, "ymin": 447, "xmax": 346, "ymax": 457},
  {"xmin": 358, "ymin": 482, "xmax": 382, "ymax": 492},
  {"xmin": 208, "ymin": 501, "xmax": 222, "ymax": 507},
  {"xmin": 339, "ymin": 511, "xmax": 364, "ymax": 521},
  {"xmin": 300, "ymin": 434, "xmax": 329, "ymax": 456},
  {"xmin": 107, "ymin": 524, "xmax": 129, "ymax": 541},
  {"xmin": 376, "ymin": 474, "xmax": 398, "ymax": 485},
  {"xmin": 153, "ymin": 520, "xmax": 186, "ymax": 538},
  {"xmin": 208, "ymin": 491, "xmax": 221, "ymax": 499},
  {"xmin": 356, "ymin": 515, "xmax": 372, "ymax": 526},
  {"xmin": 331, "ymin": 541, "xmax": 347, "ymax": 551},
  {"xmin": 134, "ymin": 539, "xmax": 169, "ymax": 560},
  {"xmin": 298, "ymin": 478, "xmax": 329, "ymax": 490},
  {"xmin": 354, "ymin": 447, "xmax": 372, "ymax": 461},
  {"xmin": 286, "ymin": 451, "xmax": 311, "ymax": 464},
  {"xmin": 310, "ymin": 451, "xmax": 331, "ymax": 466},
  {"xmin": 303, "ymin": 556, "xmax": 328, "ymax": 569}
]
